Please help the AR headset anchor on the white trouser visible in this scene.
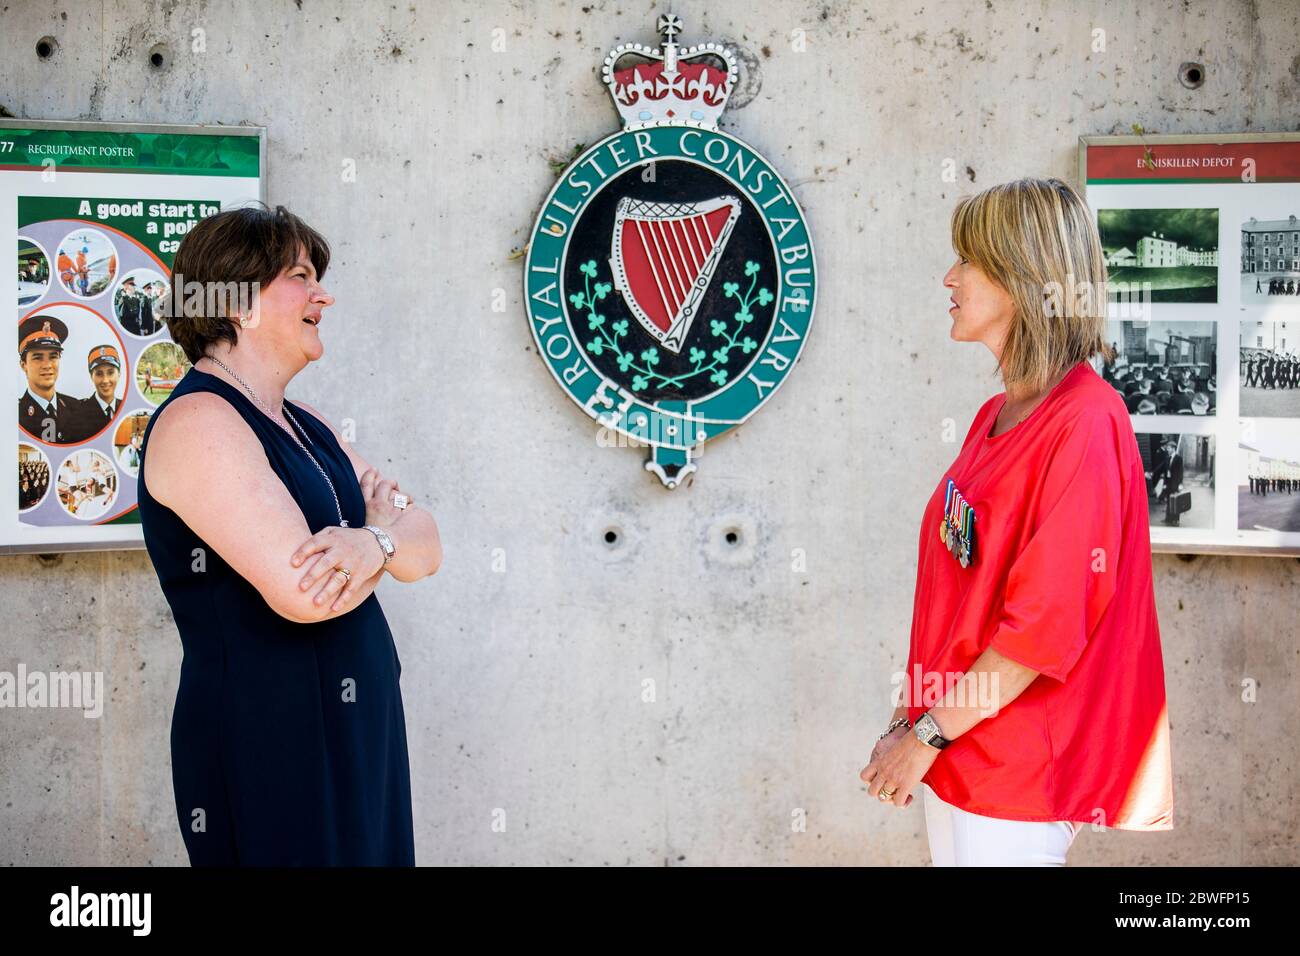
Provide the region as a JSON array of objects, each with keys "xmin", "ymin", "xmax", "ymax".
[{"xmin": 922, "ymin": 783, "xmax": 1080, "ymax": 866}]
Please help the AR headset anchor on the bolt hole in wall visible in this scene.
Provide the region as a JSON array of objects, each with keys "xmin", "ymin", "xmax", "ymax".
[
  {"xmin": 149, "ymin": 43, "xmax": 169, "ymax": 70},
  {"xmin": 1179, "ymin": 61, "xmax": 1206, "ymax": 89},
  {"xmin": 724, "ymin": 529, "xmax": 741, "ymax": 546},
  {"xmin": 36, "ymin": 36, "xmax": 57, "ymax": 59},
  {"xmin": 603, "ymin": 528, "xmax": 621, "ymax": 547}
]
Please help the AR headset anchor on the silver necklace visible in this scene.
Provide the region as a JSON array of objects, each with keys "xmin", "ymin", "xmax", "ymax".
[{"xmin": 202, "ymin": 355, "xmax": 347, "ymax": 527}]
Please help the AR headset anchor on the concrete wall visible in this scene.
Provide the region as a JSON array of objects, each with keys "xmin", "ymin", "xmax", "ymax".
[{"xmin": 1, "ymin": 0, "xmax": 1297, "ymax": 866}]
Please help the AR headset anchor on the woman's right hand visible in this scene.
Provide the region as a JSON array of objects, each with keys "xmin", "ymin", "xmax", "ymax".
[{"xmin": 291, "ymin": 525, "xmax": 388, "ymax": 611}]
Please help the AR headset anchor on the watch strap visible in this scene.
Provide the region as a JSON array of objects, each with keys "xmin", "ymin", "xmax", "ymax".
[{"xmin": 362, "ymin": 524, "xmax": 395, "ymax": 564}]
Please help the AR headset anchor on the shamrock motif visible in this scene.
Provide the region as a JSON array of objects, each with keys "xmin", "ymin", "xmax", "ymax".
[{"xmin": 569, "ymin": 257, "xmax": 778, "ymax": 395}]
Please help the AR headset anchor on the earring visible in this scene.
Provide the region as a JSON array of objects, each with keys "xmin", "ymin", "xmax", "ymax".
[{"xmin": 238, "ymin": 315, "xmax": 248, "ymax": 328}]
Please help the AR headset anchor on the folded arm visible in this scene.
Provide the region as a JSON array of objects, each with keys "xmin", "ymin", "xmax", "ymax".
[
  {"xmin": 292, "ymin": 400, "xmax": 442, "ymax": 582},
  {"xmin": 144, "ymin": 392, "xmax": 379, "ymax": 624}
]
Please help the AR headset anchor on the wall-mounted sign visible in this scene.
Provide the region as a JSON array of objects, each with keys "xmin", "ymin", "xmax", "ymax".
[
  {"xmin": 525, "ymin": 14, "xmax": 816, "ymax": 488},
  {"xmin": 3, "ymin": 119, "xmax": 264, "ymax": 555},
  {"xmin": 1081, "ymin": 132, "xmax": 1300, "ymax": 556}
]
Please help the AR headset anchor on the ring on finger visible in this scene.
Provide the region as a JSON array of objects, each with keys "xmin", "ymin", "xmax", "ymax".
[
  {"xmin": 392, "ymin": 492, "xmax": 409, "ymax": 510},
  {"xmin": 335, "ymin": 567, "xmax": 351, "ymax": 582}
]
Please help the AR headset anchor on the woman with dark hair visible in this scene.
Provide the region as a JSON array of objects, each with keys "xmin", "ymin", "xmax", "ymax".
[
  {"xmin": 859, "ymin": 178, "xmax": 1173, "ymax": 865},
  {"xmin": 137, "ymin": 203, "xmax": 442, "ymax": 865}
]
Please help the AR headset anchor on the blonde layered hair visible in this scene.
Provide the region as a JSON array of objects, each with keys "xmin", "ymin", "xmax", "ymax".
[{"xmin": 951, "ymin": 178, "xmax": 1114, "ymax": 393}]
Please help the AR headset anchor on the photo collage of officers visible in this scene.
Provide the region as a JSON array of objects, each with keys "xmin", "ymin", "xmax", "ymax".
[{"xmin": 16, "ymin": 225, "xmax": 181, "ymax": 522}]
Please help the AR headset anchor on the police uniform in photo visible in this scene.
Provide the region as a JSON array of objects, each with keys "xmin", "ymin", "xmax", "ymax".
[
  {"xmin": 74, "ymin": 344, "xmax": 124, "ymax": 435},
  {"xmin": 18, "ymin": 315, "xmax": 87, "ymax": 445}
]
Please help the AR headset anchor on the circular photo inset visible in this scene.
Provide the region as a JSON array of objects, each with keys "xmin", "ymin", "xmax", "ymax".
[
  {"xmin": 19, "ymin": 442, "xmax": 52, "ymax": 512},
  {"xmin": 18, "ymin": 236, "xmax": 50, "ymax": 308},
  {"xmin": 56, "ymin": 448, "xmax": 118, "ymax": 520},
  {"xmin": 56, "ymin": 227, "xmax": 118, "ymax": 299},
  {"xmin": 113, "ymin": 408, "xmax": 152, "ymax": 478},
  {"xmin": 18, "ymin": 302, "xmax": 130, "ymax": 447},
  {"xmin": 136, "ymin": 340, "xmax": 191, "ymax": 406},
  {"xmin": 113, "ymin": 268, "xmax": 170, "ymax": 338}
]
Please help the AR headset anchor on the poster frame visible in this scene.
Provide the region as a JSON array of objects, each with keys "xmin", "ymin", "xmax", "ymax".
[
  {"xmin": 1079, "ymin": 131, "xmax": 1300, "ymax": 558},
  {"xmin": 3, "ymin": 117, "xmax": 266, "ymax": 555}
]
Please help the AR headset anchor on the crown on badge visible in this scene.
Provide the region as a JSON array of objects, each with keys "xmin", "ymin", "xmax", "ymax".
[{"xmin": 602, "ymin": 14, "xmax": 738, "ymax": 130}]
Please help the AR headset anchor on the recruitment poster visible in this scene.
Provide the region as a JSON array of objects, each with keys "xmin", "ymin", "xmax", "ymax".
[
  {"xmin": 2, "ymin": 120, "xmax": 264, "ymax": 555},
  {"xmin": 1081, "ymin": 133, "xmax": 1300, "ymax": 557}
]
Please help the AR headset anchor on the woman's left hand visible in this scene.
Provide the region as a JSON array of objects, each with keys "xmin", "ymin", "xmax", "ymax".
[
  {"xmin": 291, "ymin": 526, "xmax": 388, "ymax": 612},
  {"xmin": 360, "ymin": 467, "xmax": 409, "ymax": 527},
  {"xmin": 859, "ymin": 733, "xmax": 942, "ymax": 808}
]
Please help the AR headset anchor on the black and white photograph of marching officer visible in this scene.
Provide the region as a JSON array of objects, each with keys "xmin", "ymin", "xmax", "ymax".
[
  {"xmin": 1240, "ymin": 214, "xmax": 1300, "ymax": 304},
  {"xmin": 1239, "ymin": 419, "xmax": 1300, "ymax": 533},
  {"xmin": 1101, "ymin": 320, "xmax": 1216, "ymax": 415},
  {"xmin": 1239, "ymin": 320, "xmax": 1300, "ymax": 417},
  {"xmin": 1137, "ymin": 432, "xmax": 1215, "ymax": 529},
  {"xmin": 1098, "ymin": 208, "xmax": 1219, "ymax": 304}
]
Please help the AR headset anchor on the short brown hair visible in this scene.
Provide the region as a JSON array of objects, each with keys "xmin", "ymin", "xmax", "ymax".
[
  {"xmin": 166, "ymin": 203, "xmax": 330, "ymax": 363},
  {"xmin": 951, "ymin": 178, "xmax": 1114, "ymax": 393}
]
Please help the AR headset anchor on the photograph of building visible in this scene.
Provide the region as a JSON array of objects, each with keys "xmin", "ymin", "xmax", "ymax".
[
  {"xmin": 1099, "ymin": 208, "xmax": 1220, "ymax": 303},
  {"xmin": 1240, "ymin": 214, "xmax": 1300, "ymax": 303}
]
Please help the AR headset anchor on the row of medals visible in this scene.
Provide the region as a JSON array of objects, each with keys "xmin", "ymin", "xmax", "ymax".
[{"xmin": 939, "ymin": 478, "xmax": 976, "ymax": 568}]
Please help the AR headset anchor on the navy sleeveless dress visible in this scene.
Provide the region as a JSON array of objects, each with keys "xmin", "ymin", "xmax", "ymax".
[{"xmin": 137, "ymin": 367, "xmax": 415, "ymax": 866}]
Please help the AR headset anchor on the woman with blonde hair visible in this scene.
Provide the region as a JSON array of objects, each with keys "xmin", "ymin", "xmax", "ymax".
[{"xmin": 859, "ymin": 178, "xmax": 1174, "ymax": 866}]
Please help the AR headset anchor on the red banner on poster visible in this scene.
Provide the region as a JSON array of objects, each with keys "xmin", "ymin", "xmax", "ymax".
[{"xmin": 1086, "ymin": 141, "xmax": 1300, "ymax": 183}]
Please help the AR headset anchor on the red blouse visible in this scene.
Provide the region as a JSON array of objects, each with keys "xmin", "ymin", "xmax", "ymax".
[{"xmin": 904, "ymin": 361, "xmax": 1174, "ymax": 830}]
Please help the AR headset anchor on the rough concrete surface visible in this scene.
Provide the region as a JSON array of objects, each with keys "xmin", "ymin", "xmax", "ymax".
[{"xmin": 1, "ymin": 0, "xmax": 1297, "ymax": 866}]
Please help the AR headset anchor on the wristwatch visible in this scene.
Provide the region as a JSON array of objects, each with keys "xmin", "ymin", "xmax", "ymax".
[
  {"xmin": 362, "ymin": 524, "xmax": 395, "ymax": 565},
  {"xmin": 913, "ymin": 711, "xmax": 952, "ymax": 750}
]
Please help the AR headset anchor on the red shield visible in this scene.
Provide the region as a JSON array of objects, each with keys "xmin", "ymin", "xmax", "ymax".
[{"xmin": 610, "ymin": 196, "xmax": 741, "ymax": 353}]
